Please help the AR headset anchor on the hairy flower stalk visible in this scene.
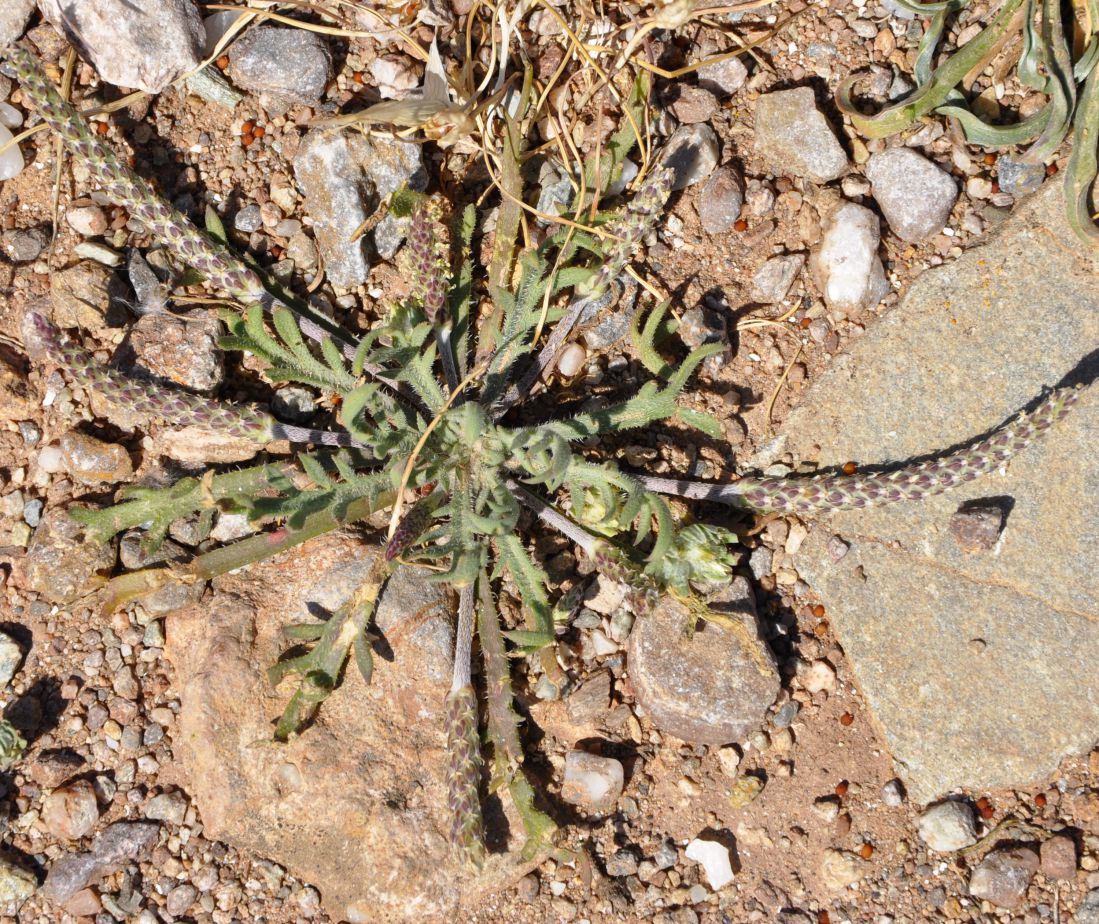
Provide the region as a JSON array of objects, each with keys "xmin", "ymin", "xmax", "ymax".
[
  {"xmin": 5, "ymin": 45, "xmax": 377, "ymax": 370},
  {"xmin": 24, "ymin": 312, "xmax": 361, "ymax": 447},
  {"xmin": 582, "ymin": 165, "xmax": 674, "ymax": 297},
  {"xmin": 638, "ymin": 383, "xmax": 1083, "ymax": 514},
  {"xmin": 445, "ymin": 585, "xmax": 485, "ymax": 866}
]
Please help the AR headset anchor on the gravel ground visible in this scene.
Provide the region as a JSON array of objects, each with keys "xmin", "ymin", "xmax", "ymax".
[{"xmin": 0, "ymin": 2, "xmax": 1096, "ymax": 923}]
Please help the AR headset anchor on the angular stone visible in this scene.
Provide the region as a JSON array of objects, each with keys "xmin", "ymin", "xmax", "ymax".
[
  {"xmin": 227, "ymin": 25, "xmax": 332, "ymax": 111},
  {"xmin": 750, "ymin": 254, "xmax": 806, "ymax": 304},
  {"xmin": 17, "ymin": 506, "xmax": 117, "ymax": 605},
  {"xmin": 685, "ymin": 838, "xmax": 735, "ymax": 890},
  {"xmin": 294, "ymin": 129, "xmax": 426, "ymax": 287},
  {"xmin": 754, "ymin": 88, "xmax": 849, "ymax": 183},
  {"xmin": 50, "ymin": 261, "xmax": 124, "ymax": 333},
  {"xmin": 38, "ymin": 0, "xmax": 204, "ymax": 94},
  {"xmin": 42, "ymin": 821, "xmax": 159, "ymax": 903},
  {"xmin": 0, "ymin": 857, "xmax": 35, "ymax": 916},
  {"xmin": 670, "ymin": 86, "xmax": 719, "ymax": 124},
  {"xmin": 561, "ymin": 750, "xmax": 624, "ymax": 813},
  {"xmin": 758, "ymin": 181, "xmax": 1099, "ymax": 802},
  {"xmin": 165, "ymin": 534, "xmax": 534, "ymax": 923},
  {"xmin": 865, "ymin": 147, "xmax": 958, "ymax": 242},
  {"xmin": 628, "ymin": 580, "xmax": 779, "ymax": 745},
  {"xmin": 819, "ymin": 849, "xmax": 866, "ymax": 891},
  {"xmin": 811, "ymin": 202, "xmax": 888, "ymax": 313},
  {"xmin": 126, "ymin": 312, "xmax": 225, "ymax": 393},
  {"xmin": 1040, "ymin": 834, "xmax": 1077, "ymax": 880},
  {"xmin": 60, "ymin": 431, "xmax": 133, "ymax": 485},
  {"xmin": 0, "ymin": 0, "xmax": 33, "ymax": 46},
  {"xmin": 0, "ymin": 632, "xmax": 22, "ymax": 690},
  {"xmin": 697, "ymin": 55, "xmax": 747, "ymax": 97},
  {"xmin": 969, "ymin": 847, "xmax": 1039, "ymax": 910}
]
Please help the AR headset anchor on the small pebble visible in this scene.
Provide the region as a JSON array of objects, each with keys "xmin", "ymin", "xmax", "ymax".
[
  {"xmin": 561, "ymin": 750, "xmax": 623, "ymax": 813},
  {"xmin": 66, "ymin": 205, "xmax": 109, "ymax": 237},
  {"xmin": 918, "ymin": 800, "xmax": 978, "ymax": 852},
  {"xmin": 685, "ymin": 837, "xmax": 735, "ymax": 890}
]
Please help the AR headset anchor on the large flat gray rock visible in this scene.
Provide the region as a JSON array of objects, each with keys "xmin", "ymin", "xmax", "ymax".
[{"xmin": 760, "ymin": 181, "xmax": 1099, "ymax": 802}]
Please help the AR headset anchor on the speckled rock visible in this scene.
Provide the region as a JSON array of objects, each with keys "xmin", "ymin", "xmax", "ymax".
[
  {"xmin": 697, "ymin": 55, "xmax": 747, "ymax": 96},
  {"xmin": 17, "ymin": 506, "xmax": 117, "ymax": 604},
  {"xmin": 42, "ymin": 821, "xmax": 159, "ymax": 903},
  {"xmin": 670, "ymin": 86, "xmax": 719, "ymax": 124},
  {"xmin": 696, "ymin": 166, "xmax": 745, "ymax": 235},
  {"xmin": 969, "ymin": 847, "xmax": 1039, "ymax": 909},
  {"xmin": 761, "ymin": 181, "xmax": 1099, "ymax": 802},
  {"xmin": 865, "ymin": 147, "xmax": 958, "ymax": 242},
  {"xmin": 126, "ymin": 312, "xmax": 225, "ymax": 392},
  {"xmin": 0, "ymin": 0, "xmax": 33, "ymax": 46},
  {"xmin": 0, "ymin": 857, "xmax": 36, "ymax": 915},
  {"xmin": 38, "ymin": 0, "xmax": 204, "ymax": 93},
  {"xmin": 753, "ymin": 88, "xmax": 849, "ymax": 183},
  {"xmin": 166, "ymin": 534, "xmax": 536, "ymax": 923},
  {"xmin": 1075, "ymin": 890, "xmax": 1099, "ymax": 924},
  {"xmin": 60, "ymin": 431, "xmax": 133, "ymax": 485},
  {"xmin": 628, "ymin": 579, "xmax": 779, "ymax": 745},
  {"xmin": 819, "ymin": 849, "xmax": 867, "ymax": 891},
  {"xmin": 227, "ymin": 25, "xmax": 332, "ymax": 111},
  {"xmin": 750, "ymin": 254, "xmax": 806, "ymax": 304},
  {"xmin": 0, "ymin": 632, "xmax": 22, "ymax": 689},
  {"xmin": 294, "ymin": 129, "xmax": 427, "ymax": 287}
]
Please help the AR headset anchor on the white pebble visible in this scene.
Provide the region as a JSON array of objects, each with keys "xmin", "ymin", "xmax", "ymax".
[
  {"xmin": 814, "ymin": 202, "xmax": 888, "ymax": 312},
  {"xmin": 685, "ymin": 838, "xmax": 735, "ymax": 890},
  {"xmin": 66, "ymin": 205, "xmax": 108, "ymax": 237},
  {"xmin": 0, "ymin": 124, "xmax": 25, "ymax": 181},
  {"xmin": 0, "ymin": 102, "xmax": 23, "ymax": 130},
  {"xmin": 37, "ymin": 445, "xmax": 65, "ymax": 474},
  {"xmin": 556, "ymin": 343, "xmax": 586, "ymax": 378},
  {"xmin": 801, "ymin": 659, "xmax": 837, "ymax": 694}
]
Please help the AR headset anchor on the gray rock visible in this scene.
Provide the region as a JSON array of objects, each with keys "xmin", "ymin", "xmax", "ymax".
[
  {"xmin": 2, "ymin": 227, "xmax": 48, "ymax": 263},
  {"xmin": 1075, "ymin": 890, "xmax": 1099, "ymax": 924},
  {"xmin": 697, "ymin": 55, "xmax": 748, "ymax": 96},
  {"xmin": 0, "ymin": 857, "xmax": 35, "ymax": 916},
  {"xmin": 227, "ymin": 25, "xmax": 332, "ymax": 110},
  {"xmin": 561, "ymin": 750, "xmax": 624, "ymax": 813},
  {"xmin": 145, "ymin": 791, "xmax": 188, "ymax": 825},
  {"xmin": 294, "ymin": 129, "xmax": 426, "ymax": 287},
  {"xmin": 42, "ymin": 821, "xmax": 160, "ymax": 902},
  {"xmin": 628, "ymin": 580, "xmax": 779, "ymax": 745},
  {"xmin": 696, "ymin": 166, "xmax": 744, "ymax": 235},
  {"xmin": 605, "ymin": 848, "xmax": 639, "ymax": 877},
  {"xmin": 754, "ymin": 88, "xmax": 849, "ymax": 183},
  {"xmin": 183, "ymin": 67, "xmax": 244, "ymax": 109},
  {"xmin": 661, "ymin": 124, "xmax": 720, "ymax": 191},
  {"xmin": 38, "ymin": 0, "xmax": 204, "ymax": 94},
  {"xmin": 127, "ymin": 312, "xmax": 224, "ymax": 392},
  {"xmin": 996, "ymin": 155, "xmax": 1046, "ymax": 198},
  {"xmin": 811, "ymin": 202, "xmax": 888, "ymax": 313},
  {"xmin": 765, "ymin": 181, "xmax": 1099, "ymax": 802},
  {"xmin": 917, "ymin": 801, "xmax": 978, "ymax": 852},
  {"xmin": 234, "ymin": 204, "xmax": 263, "ymax": 233},
  {"xmin": 18, "ymin": 506, "xmax": 117, "ymax": 605},
  {"xmin": 0, "ymin": 0, "xmax": 33, "ymax": 46},
  {"xmin": 165, "ymin": 534, "xmax": 535, "ymax": 922},
  {"xmin": 968, "ymin": 847, "xmax": 1039, "ymax": 910},
  {"xmin": 272, "ymin": 386, "xmax": 317, "ymax": 422},
  {"xmin": 865, "ymin": 148, "xmax": 958, "ymax": 242},
  {"xmin": 0, "ymin": 632, "xmax": 22, "ymax": 689},
  {"xmin": 750, "ymin": 254, "xmax": 805, "ymax": 304},
  {"xmin": 50, "ymin": 261, "xmax": 124, "ymax": 333}
]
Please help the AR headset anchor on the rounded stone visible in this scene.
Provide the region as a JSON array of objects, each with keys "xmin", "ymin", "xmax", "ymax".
[
  {"xmin": 917, "ymin": 800, "xmax": 978, "ymax": 852},
  {"xmin": 865, "ymin": 147, "xmax": 958, "ymax": 242},
  {"xmin": 627, "ymin": 580, "xmax": 779, "ymax": 745},
  {"xmin": 42, "ymin": 779, "xmax": 99, "ymax": 840}
]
